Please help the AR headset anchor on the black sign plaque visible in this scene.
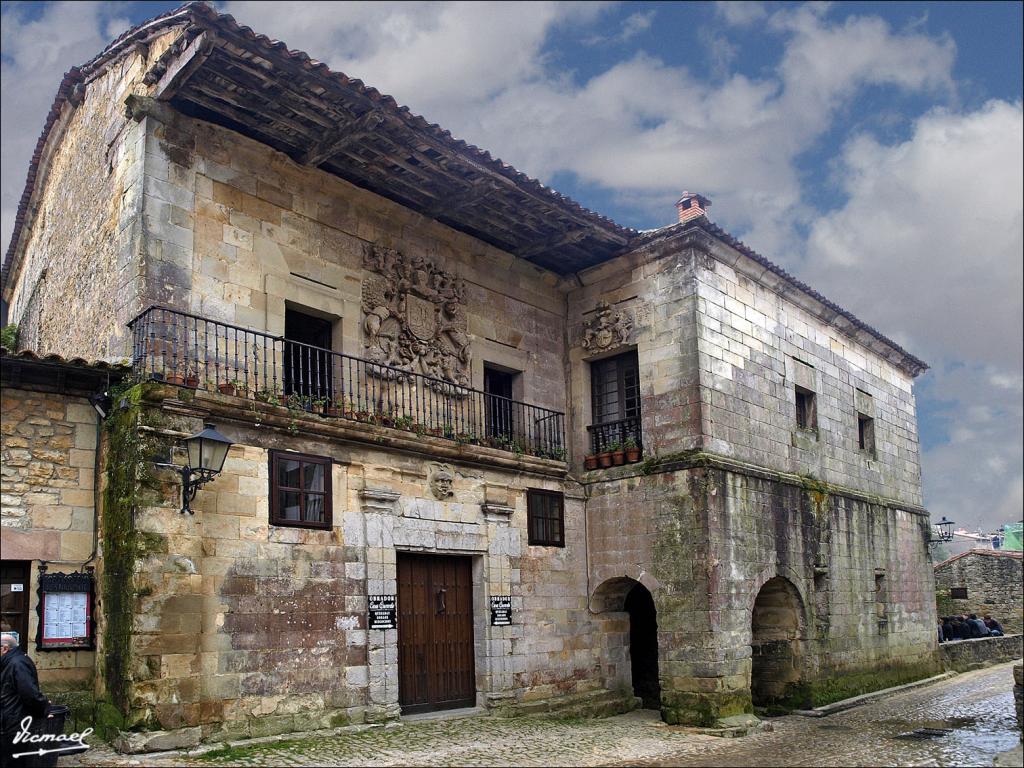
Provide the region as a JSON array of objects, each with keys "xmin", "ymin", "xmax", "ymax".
[
  {"xmin": 490, "ymin": 595, "xmax": 512, "ymax": 626},
  {"xmin": 368, "ymin": 595, "xmax": 396, "ymax": 630}
]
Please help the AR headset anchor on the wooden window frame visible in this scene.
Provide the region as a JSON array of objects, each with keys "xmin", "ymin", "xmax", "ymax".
[
  {"xmin": 269, "ymin": 450, "xmax": 333, "ymax": 529},
  {"xmin": 590, "ymin": 350, "xmax": 641, "ymax": 426},
  {"xmin": 527, "ymin": 489, "xmax": 565, "ymax": 547},
  {"xmin": 795, "ymin": 386, "xmax": 817, "ymax": 431}
]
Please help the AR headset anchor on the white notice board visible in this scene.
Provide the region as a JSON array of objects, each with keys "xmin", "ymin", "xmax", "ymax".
[{"xmin": 42, "ymin": 591, "xmax": 90, "ymax": 646}]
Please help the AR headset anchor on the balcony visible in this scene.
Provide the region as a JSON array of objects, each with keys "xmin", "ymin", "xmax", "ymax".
[
  {"xmin": 128, "ymin": 306, "xmax": 565, "ymax": 461},
  {"xmin": 586, "ymin": 416, "xmax": 643, "ymax": 468}
]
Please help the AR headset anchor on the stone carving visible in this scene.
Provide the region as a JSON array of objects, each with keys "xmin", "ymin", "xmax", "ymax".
[
  {"xmin": 362, "ymin": 245, "xmax": 471, "ymax": 387},
  {"xmin": 581, "ymin": 300, "xmax": 632, "ymax": 351},
  {"xmin": 429, "ymin": 463, "xmax": 455, "ymax": 500}
]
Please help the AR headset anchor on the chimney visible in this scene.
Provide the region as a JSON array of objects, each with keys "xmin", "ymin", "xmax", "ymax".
[{"xmin": 676, "ymin": 191, "xmax": 711, "ymax": 224}]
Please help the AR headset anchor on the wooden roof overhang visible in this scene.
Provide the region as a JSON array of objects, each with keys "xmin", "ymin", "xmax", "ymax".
[{"xmin": 145, "ymin": 6, "xmax": 636, "ymax": 275}]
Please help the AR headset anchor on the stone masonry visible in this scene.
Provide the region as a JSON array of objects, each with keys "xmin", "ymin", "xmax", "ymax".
[
  {"xmin": 0, "ymin": 381, "xmax": 99, "ymax": 692},
  {"xmin": 933, "ymin": 549, "xmax": 1023, "ymax": 633}
]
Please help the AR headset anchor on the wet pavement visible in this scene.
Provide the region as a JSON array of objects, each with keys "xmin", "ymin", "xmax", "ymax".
[{"xmin": 68, "ymin": 661, "xmax": 1020, "ymax": 767}]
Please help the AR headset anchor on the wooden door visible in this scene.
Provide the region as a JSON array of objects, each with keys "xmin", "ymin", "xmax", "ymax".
[
  {"xmin": 1, "ymin": 561, "xmax": 30, "ymax": 651},
  {"xmin": 397, "ymin": 553, "xmax": 475, "ymax": 713}
]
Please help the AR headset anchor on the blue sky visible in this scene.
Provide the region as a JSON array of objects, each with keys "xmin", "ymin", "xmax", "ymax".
[{"xmin": 2, "ymin": 1, "xmax": 1022, "ymax": 533}]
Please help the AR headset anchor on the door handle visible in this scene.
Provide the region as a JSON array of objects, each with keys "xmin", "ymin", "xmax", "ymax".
[{"xmin": 436, "ymin": 588, "xmax": 446, "ymax": 614}]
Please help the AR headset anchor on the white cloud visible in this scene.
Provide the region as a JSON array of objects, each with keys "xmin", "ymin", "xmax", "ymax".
[
  {"xmin": 803, "ymin": 100, "xmax": 1023, "ymax": 368},
  {"xmin": 1, "ymin": 1, "xmax": 125, "ymax": 252},
  {"xmin": 714, "ymin": 1, "xmax": 768, "ymax": 27}
]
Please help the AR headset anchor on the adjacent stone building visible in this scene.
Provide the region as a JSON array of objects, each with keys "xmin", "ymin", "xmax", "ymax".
[
  {"xmin": 0, "ymin": 348, "xmax": 127, "ymax": 725},
  {"xmin": 934, "ymin": 549, "xmax": 1023, "ymax": 633},
  {"xmin": 0, "ymin": 2, "xmax": 940, "ymax": 750}
]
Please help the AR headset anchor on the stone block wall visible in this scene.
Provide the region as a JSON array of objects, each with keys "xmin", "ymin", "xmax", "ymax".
[
  {"xmin": 934, "ymin": 550, "xmax": 1023, "ymax": 633},
  {"xmin": 107, "ymin": 385, "xmax": 614, "ymax": 746},
  {"xmin": 692, "ymin": 248, "xmax": 923, "ymax": 505},
  {"xmin": 0, "ymin": 386, "xmax": 99, "ymax": 689},
  {"xmin": 134, "ymin": 108, "xmax": 567, "ymax": 417},
  {"xmin": 6, "ymin": 51, "xmax": 149, "ymax": 361},
  {"xmin": 585, "ymin": 460, "xmax": 938, "ymax": 725},
  {"xmin": 566, "ymin": 237, "xmax": 703, "ymax": 468},
  {"xmin": 939, "ymin": 634, "xmax": 1023, "ymax": 672}
]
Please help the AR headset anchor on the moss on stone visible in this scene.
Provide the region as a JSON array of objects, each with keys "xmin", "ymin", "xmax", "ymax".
[
  {"xmin": 660, "ymin": 691, "xmax": 753, "ymax": 727},
  {"xmin": 99, "ymin": 381, "xmax": 164, "ymax": 724},
  {"xmin": 771, "ymin": 660, "xmax": 941, "ymax": 711}
]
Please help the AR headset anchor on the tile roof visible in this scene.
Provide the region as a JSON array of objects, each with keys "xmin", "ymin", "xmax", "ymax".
[
  {"xmin": 0, "ymin": 346, "xmax": 131, "ymax": 373},
  {"xmin": 934, "ymin": 548, "xmax": 1024, "ymax": 569}
]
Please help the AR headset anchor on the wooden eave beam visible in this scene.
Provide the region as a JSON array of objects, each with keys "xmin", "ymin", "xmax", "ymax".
[
  {"xmin": 151, "ymin": 31, "xmax": 216, "ymax": 101},
  {"xmin": 302, "ymin": 111, "xmax": 384, "ymax": 166},
  {"xmin": 517, "ymin": 228, "xmax": 591, "ymax": 260},
  {"xmin": 425, "ymin": 179, "xmax": 502, "ymax": 218},
  {"xmin": 186, "ymin": 21, "xmax": 633, "ymax": 250}
]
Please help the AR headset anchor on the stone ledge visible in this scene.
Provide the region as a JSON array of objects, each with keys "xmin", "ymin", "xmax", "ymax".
[
  {"xmin": 940, "ymin": 633, "xmax": 1023, "ymax": 672},
  {"xmin": 582, "ymin": 449, "xmax": 928, "ymax": 515},
  {"xmin": 146, "ymin": 385, "xmax": 568, "ymax": 478},
  {"xmin": 793, "ymin": 672, "xmax": 957, "ymax": 718}
]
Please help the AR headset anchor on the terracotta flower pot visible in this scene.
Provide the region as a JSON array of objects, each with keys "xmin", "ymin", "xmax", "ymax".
[
  {"xmin": 597, "ymin": 452, "xmax": 613, "ymax": 468},
  {"xmin": 611, "ymin": 449, "xmax": 626, "ymax": 466},
  {"xmin": 625, "ymin": 447, "xmax": 641, "ymax": 463},
  {"xmin": 218, "ymin": 383, "xmax": 238, "ymax": 396},
  {"xmin": 584, "ymin": 455, "xmax": 599, "ymax": 471}
]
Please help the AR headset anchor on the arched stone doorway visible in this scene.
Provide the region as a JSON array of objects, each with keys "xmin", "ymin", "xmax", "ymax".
[
  {"xmin": 750, "ymin": 576, "xmax": 804, "ymax": 708},
  {"xmin": 590, "ymin": 577, "xmax": 661, "ymax": 708},
  {"xmin": 624, "ymin": 583, "xmax": 660, "ymax": 707}
]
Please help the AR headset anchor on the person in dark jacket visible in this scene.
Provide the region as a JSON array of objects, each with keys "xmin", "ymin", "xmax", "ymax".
[
  {"xmin": 966, "ymin": 614, "xmax": 991, "ymax": 638},
  {"xmin": 1, "ymin": 632, "xmax": 50, "ymax": 766},
  {"xmin": 941, "ymin": 617, "xmax": 955, "ymax": 642},
  {"xmin": 983, "ymin": 615, "xmax": 1004, "ymax": 636}
]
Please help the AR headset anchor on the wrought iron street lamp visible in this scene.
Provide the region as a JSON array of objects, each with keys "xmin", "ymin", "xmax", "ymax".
[
  {"xmin": 930, "ymin": 516, "xmax": 955, "ymax": 544},
  {"xmin": 179, "ymin": 423, "xmax": 232, "ymax": 515}
]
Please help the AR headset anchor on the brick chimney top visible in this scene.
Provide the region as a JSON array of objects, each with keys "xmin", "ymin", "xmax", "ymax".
[{"xmin": 676, "ymin": 191, "xmax": 711, "ymax": 224}]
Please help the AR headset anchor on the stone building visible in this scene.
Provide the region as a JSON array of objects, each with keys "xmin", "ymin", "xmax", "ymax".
[
  {"xmin": 0, "ymin": 348, "xmax": 127, "ymax": 725},
  {"xmin": 934, "ymin": 549, "xmax": 1023, "ymax": 633},
  {"xmin": 0, "ymin": 3, "xmax": 939, "ymax": 750}
]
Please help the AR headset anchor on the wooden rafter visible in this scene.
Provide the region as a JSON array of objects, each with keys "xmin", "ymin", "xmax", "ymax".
[{"xmin": 302, "ymin": 110, "xmax": 385, "ymax": 166}]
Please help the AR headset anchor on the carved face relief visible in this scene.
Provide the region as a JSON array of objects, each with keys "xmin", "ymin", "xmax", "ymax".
[
  {"xmin": 430, "ymin": 463, "xmax": 455, "ymax": 500},
  {"xmin": 581, "ymin": 300, "xmax": 632, "ymax": 351},
  {"xmin": 362, "ymin": 245, "xmax": 471, "ymax": 387}
]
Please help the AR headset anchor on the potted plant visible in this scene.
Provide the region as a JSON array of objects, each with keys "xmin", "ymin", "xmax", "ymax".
[
  {"xmin": 584, "ymin": 454, "xmax": 599, "ymax": 471},
  {"xmin": 609, "ymin": 441, "xmax": 625, "ymax": 465},
  {"xmin": 322, "ymin": 399, "xmax": 342, "ymax": 417},
  {"xmin": 218, "ymin": 379, "xmax": 246, "ymax": 397},
  {"xmin": 623, "ymin": 437, "xmax": 641, "ymax": 463},
  {"xmin": 167, "ymin": 364, "xmax": 199, "ymax": 388}
]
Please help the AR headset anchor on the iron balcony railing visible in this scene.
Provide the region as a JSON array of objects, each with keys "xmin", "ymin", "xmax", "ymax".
[
  {"xmin": 128, "ymin": 306, "xmax": 565, "ymax": 460},
  {"xmin": 587, "ymin": 416, "xmax": 642, "ymax": 454}
]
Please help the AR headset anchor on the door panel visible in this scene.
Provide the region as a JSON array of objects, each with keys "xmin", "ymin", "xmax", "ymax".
[
  {"xmin": 1, "ymin": 561, "xmax": 30, "ymax": 651},
  {"xmin": 398, "ymin": 554, "xmax": 475, "ymax": 713}
]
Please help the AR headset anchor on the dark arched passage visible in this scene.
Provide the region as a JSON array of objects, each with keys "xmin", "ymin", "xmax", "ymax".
[
  {"xmin": 750, "ymin": 576, "xmax": 804, "ymax": 707},
  {"xmin": 624, "ymin": 583, "xmax": 661, "ymax": 708}
]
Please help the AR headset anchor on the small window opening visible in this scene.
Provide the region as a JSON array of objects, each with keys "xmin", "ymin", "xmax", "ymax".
[
  {"xmin": 795, "ymin": 386, "xmax": 817, "ymax": 430},
  {"xmin": 858, "ymin": 413, "xmax": 875, "ymax": 453}
]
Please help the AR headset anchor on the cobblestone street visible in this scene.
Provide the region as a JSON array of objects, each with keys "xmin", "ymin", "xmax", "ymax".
[{"xmin": 71, "ymin": 662, "xmax": 1019, "ymax": 768}]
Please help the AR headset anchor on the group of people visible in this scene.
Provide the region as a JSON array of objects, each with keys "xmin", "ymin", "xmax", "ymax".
[{"xmin": 938, "ymin": 613, "xmax": 1004, "ymax": 642}]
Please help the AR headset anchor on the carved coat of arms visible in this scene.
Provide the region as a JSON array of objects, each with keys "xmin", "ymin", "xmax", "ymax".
[
  {"xmin": 361, "ymin": 245, "xmax": 471, "ymax": 387},
  {"xmin": 581, "ymin": 300, "xmax": 632, "ymax": 351}
]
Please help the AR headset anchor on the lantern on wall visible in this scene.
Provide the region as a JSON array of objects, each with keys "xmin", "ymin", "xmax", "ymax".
[
  {"xmin": 179, "ymin": 423, "xmax": 232, "ymax": 514},
  {"xmin": 930, "ymin": 516, "xmax": 955, "ymax": 544}
]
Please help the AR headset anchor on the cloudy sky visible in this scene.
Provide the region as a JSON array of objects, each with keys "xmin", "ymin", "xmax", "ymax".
[{"xmin": 2, "ymin": 1, "xmax": 1021, "ymax": 533}]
